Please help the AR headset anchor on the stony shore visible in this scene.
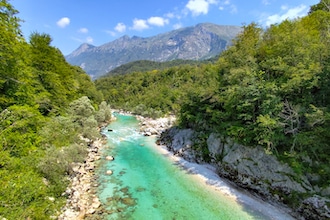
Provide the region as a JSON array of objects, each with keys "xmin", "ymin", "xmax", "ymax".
[
  {"xmin": 138, "ymin": 116, "xmax": 297, "ymax": 219},
  {"xmin": 58, "ymin": 113, "xmax": 175, "ymax": 219},
  {"xmin": 58, "ymin": 113, "xmax": 329, "ymax": 220},
  {"xmin": 58, "ymin": 138, "xmax": 105, "ymax": 220}
]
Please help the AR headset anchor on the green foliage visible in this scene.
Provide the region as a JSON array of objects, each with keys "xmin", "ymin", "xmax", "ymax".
[
  {"xmin": 0, "ymin": 105, "xmax": 45, "ymax": 157},
  {"xmin": 68, "ymin": 96, "xmax": 96, "ymax": 124},
  {"xmin": 96, "ymin": 2, "xmax": 330, "ymax": 192},
  {"xmin": 94, "ymin": 101, "xmax": 112, "ymax": 124},
  {"xmin": 0, "ymin": 0, "xmax": 328, "ymax": 217},
  {"xmin": 95, "ymin": 64, "xmax": 219, "ymax": 118},
  {"xmin": 104, "ymin": 59, "xmax": 213, "ymax": 76},
  {"xmin": 0, "ymin": 0, "xmax": 26, "ymax": 109},
  {"xmin": 68, "ymin": 96, "xmax": 101, "ymax": 140},
  {"xmin": 0, "ymin": 1, "xmax": 109, "ymax": 218},
  {"xmin": 38, "ymin": 116, "xmax": 79, "ymax": 148},
  {"xmin": 309, "ymin": 0, "xmax": 330, "ymax": 13},
  {"xmin": 0, "ymin": 166, "xmax": 63, "ymax": 219},
  {"xmin": 175, "ymin": 5, "xmax": 330, "ymax": 189},
  {"xmin": 38, "ymin": 143, "xmax": 87, "ymax": 194},
  {"xmin": 72, "ymin": 66, "xmax": 104, "ymax": 103}
]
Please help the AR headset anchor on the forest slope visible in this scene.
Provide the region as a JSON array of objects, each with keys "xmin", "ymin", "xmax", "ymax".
[
  {"xmin": 0, "ymin": 1, "xmax": 111, "ymax": 219},
  {"xmin": 96, "ymin": 2, "xmax": 330, "ymax": 218}
]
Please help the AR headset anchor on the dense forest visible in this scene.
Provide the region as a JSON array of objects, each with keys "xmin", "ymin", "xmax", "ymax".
[
  {"xmin": 0, "ymin": 1, "xmax": 111, "ymax": 218},
  {"xmin": 96, "ymin": 0, "xmax": 330, "ymax": 199},
  {"xmin": 103, "ymin": 57, "xmax": 219, "ymax": 77}
]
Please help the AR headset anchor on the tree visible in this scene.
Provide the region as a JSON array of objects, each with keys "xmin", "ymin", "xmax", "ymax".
[
  {"xmin": 68, "ymin": 96, "xmax": 100, "ymax": 140},
  {"xmin": 94, "ymin": 101, "xmax": 112, "ymax": 125},
  {"xmin": 29, "ymin": 33, "xmax": 72, "ymax": 113},
  {"xmin": 0, "ymin": 0, "xmax": 25, "ymax": 109},
  {"xmin": 255, "ymin": 114, "xmax": 281, "ymax": 154},
  {"xmin": 0, "ymin": 105, "xmax": 45, "ymax": 157},
  {"xmin": 309, "ymin": 0, "xmax": 330, "ymax": 13}
]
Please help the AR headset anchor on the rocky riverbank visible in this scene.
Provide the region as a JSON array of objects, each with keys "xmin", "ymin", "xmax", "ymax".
[
  {"xmin": 57, "ymin": 113, "xmax": 175, "ymax": 219},
  {"xmin": 58, "ymin": 138, "xmax": 105, "ymax": 220},
  {"xmin": 137, "ymin": 114, "xmax": 176, "ymax": 136},
  {"xmin": 157, "ymin": 125, "xmax": 330, "ymax": 220},
  {"xmin": 58, "ymin": 113, "xmax": 329, "ymax": 220}
]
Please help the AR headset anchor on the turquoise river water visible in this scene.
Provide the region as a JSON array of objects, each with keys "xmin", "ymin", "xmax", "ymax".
[{"xmin": 97, "ymin": 114, "xmax": 272, "ymax": 220}]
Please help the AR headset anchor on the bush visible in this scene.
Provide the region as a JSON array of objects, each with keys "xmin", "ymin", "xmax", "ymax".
[{"xmin": 38, "ymin": 143, "xmax": 88, "ymax": 192}]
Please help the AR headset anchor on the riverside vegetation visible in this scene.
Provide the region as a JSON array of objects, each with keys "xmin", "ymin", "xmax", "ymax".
[
  {"xmin": 96, "ymin": 1, "xmax": 330, "ymax": 218},
  {"xmin": 1, "ymin": 0, "xmax": 330, "ymax": 219},
  {"xmin": 0, "ymin": 1, "xmax": 111, "ymax": 219}
]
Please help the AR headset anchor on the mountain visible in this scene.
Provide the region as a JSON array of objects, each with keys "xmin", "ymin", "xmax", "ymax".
[{"xmin": 66, "ymin": 23, "xmax": 242, "ymax": 79}]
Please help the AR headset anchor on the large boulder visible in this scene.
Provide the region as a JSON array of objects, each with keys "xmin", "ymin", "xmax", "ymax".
[
  {"xmin": 139, "ymin": 116, "xmax": 176, "ymax": 136},
  {"xmin": 159, "ymin": 128, "xmax": 329, "ymax": 219},
  {"xmin": 159, "ymin": 127, "xmax": 198, "ymax": 162},
  {"xmin": 207, "ymin": 133, "xmax": 313, "ymax": 200},
  {"xmin": 297, "ymin": 195, "xmax": 330, "ymax": 220}
]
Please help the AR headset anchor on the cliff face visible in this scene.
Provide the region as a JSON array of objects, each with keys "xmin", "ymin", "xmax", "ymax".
[
  {"xmin": 159, "ymin": 127, "xmax": 330, "ymax": 220},
  {"xmin": 65, "ymin": 23, "xmax": 241, "ymax": 79}
]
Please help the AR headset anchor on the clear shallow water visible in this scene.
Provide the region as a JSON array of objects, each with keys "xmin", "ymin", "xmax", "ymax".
[{"xmin": 97, "ymin": 114, "xmax": 267, "ymax": 220}]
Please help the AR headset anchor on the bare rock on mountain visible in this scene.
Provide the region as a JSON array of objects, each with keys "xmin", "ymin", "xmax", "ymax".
[{"xmin": 66, "ymin": 23, "xmax": 241, "ymax": 79}]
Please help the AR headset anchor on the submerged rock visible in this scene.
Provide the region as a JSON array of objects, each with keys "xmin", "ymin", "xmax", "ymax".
[
  {"xmin": 106, "ymin": 155, "xmax": 114, "ymax": 161},
  {"xmin": 121, "ymin": 197, "xmax": 136, "ymax": 206}
]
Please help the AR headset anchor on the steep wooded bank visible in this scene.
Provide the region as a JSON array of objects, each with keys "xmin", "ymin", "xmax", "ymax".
[
  {"xmin": 103, "ymin": 58, "xmax": 217, "ymax": 77},
  {"xmin": 96, "ymin": 2, "xmax": 330, "ymax": 219},
  {"xmin": 0, "ymin": 1, "xmax": 111, "ymax": 219},
  {"xmin": 1, "ymin": 0, "xmax": 329, "ymax": 218}
]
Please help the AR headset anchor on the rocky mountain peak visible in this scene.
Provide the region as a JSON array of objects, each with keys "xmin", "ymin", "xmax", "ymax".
[
  {"xmin": 66, "ymin": 23, "xmax": 242, "ymax": 79},
  {"xmin": 66, "ymin": 43, "xmax": 95, "ymax": 58}
]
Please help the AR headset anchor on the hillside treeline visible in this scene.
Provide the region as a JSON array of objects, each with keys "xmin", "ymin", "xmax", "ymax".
[
  {"xmin": 0, "ymin": 1, "xmax": 111, "ymax": 218},
  {"xmin": 96, "ymin": 1, "xmax": 330, "ymax": 194},
  {"xmin": 104, "ymin": 58, "xmax": 218, "ymax": 77}
]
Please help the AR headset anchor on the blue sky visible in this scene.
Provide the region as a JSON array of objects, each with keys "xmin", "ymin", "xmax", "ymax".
[{"xmin": 11, "ymin": 0, "xmax": 319, "ymax": 55}]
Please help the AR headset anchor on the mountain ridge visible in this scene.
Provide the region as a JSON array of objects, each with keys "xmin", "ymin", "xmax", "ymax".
[{"xmin": 66, "ymin": 23, "xmax": 242, "ymax": 78}]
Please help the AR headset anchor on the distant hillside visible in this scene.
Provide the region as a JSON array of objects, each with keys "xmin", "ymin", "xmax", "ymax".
[
  {"xmin": 66, "ymin": 23, "xmax": 241, "ymax": 78},
  {"xmin": 104, "ymin": 58, "xmax": 218, "ymax": 77}
]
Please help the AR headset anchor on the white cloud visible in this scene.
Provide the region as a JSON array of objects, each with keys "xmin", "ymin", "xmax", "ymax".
[
  {"xmin": 229, "ymin": 4, "xmax": 237, "ymax": 14},
  {"xmin": 185, "ymin": 0, "xmax": 217, "ymax": 16},
  {"xmin": 56, "ymin": 17, "xmax": 70, "ymax": 28},
  {"xmin": 166, "ymin": 11, "xmax": 182, "ymax": 20},
  {"xmin": 132, "ymin": 18, "xmax": 149, "ymax": 31},
  {"xmin": 147, "ymin": 16, "xmax": 169, "ymax": 27},
  {"xmin": 79, "ymin": 28, "xmax": 88, "ymax": 34},
  {"xmin": 218, "ymin": 0, "xmax": 237, "ymax": 14},
  {"xmin": 71, "ymin": 36, "xmax": 93, "ymax": 44},
  {"xmin": 173, "ymin": 23, "xmax": 183, "ymax": 29},
  {"xmin": 265, "ymin": 4, "xmax": 308, "ymax": 26},
  {"xmin": 115, "ymin": 23, "xmax": 126, "ymax": 33},
  {"xmin": 105, "ymin": 30, "xmax": 117, "ymax": 36},
  {"xmin": 262, "ymin": 0, "xmax": 270, "ymax": 6},
  {"xmin": 165, "ymin": 12, "xmax": 175, "ymax": 19},
  {"xmin": 86, "ymin": 36, "xmax": 93, "ymax": 44}
]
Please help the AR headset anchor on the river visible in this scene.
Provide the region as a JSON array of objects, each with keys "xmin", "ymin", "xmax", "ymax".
[{"xmin": 96, "ymin": 114, "xmax": 292, "ymax": 220}]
